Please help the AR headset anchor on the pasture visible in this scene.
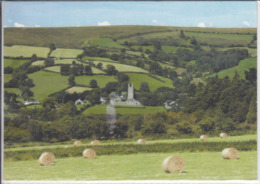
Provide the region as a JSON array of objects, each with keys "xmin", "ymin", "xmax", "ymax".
[
  {"xmin": 50, "ymin": 48, "xmax": 83, "ymax": 58},
  {"xmin": 4, "ymin": 58, "xmax": 29, "ymax": 68},
  {"xmin": 28, "ymin": 71, "xmax": 69, "ymax": 101},
  {"xmin": 44, "ymin": 66, "xmax": 60, "ymax": 73},
  {"xmin": 66, "ymin": 86, "xmax": 92, "ymax": 94},
  {"xmin": 4, "ymin": 88, "xmax": 21, "ymax": 95},
  {"xmin": 4, "ymin": 74, "xmax": 12, "ymax": 83},
  {"xmin": 126, "ymin": 73, "xmax": 173, "ymax": 91},
  {"xmin": 93, "ymin": 61, "xmax": 148, "ymax": 73},
  {"xmin": 85, "ymin": 38, "xmax": 126, "ymax": 49},
  {"xmin": 4, "ymin": 45, "xmax": 49, "ymax": 58},
  {"xmin": 31, "ymin": 60, "xmax": 45, "ymax": 66},
  {"xmin": 55, "ymin": 59, "xmax": 82, "ymax": 65},
  {"xmin": 83, "ymin": 56, "xmax": 117, "ymax": 62},
  {"xmin": 208, "ymin": 58, "xmax": 257, "ymax": 79},
  {"xmin": 4, "ymin": 151, "xmax": 256, "ymax": 180},
  {"xmin": 75, "ymin": 75, "xmax": 117, "ymax": 88}
]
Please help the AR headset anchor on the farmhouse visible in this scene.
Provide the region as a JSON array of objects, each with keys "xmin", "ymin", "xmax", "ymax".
[
  {"xmin": 74, "ymin": 99, "xmax": 90, "ymax": 105},
  {"xmin": 110, "ymin": 83, "xmax": 142, "ymax": 107}
]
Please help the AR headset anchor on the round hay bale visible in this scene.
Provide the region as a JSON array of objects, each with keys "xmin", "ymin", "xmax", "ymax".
[
  {"xmin": 137, "ymin": 139, "xmax": 146, "ymax": 145},
  {"xmin": 90, "ymin": 140, "xmax": 100, "ymax": 146},
  {"xmin": 162, "ymin": 156, "xmax": 185, "ymax": 173},
  {"xmin": 38, "ymin": 152, "xmax": 55, "ymax": 166},
  {"xmin": 82, "ymin": 149, "xmax": 96, "ymax": 159},
  {"xmin": 222, "ymin": 148, "xmax": 239, "ymax": 159},
  {"xmin": 74, "ymin": 140, "xmax": 82, "ymax": 146},
  {"xmin": 200, "ymin": 135, "xmax": 208, "ymax": 141},
  {"xmin": 220, "ymin": 133, "xmax": 228, "ymax": 138},
  {"xmin": 64, "ymin": 145, "xmax": 71, "ymax": 148}
]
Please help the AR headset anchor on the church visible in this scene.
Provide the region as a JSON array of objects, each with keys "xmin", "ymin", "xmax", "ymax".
[{"xmin": 109, "ymin": 83, "xmax": 142, "ymax": 107}]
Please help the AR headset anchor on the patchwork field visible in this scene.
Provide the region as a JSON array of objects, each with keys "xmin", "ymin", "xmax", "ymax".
[
  {"xmin": 208, "ymin": 58, "xmax": 257, "ymax": 79},
  {"xmin": 75, "ymin": 75, "xmax": 117, "ymax": 88},
  {"xmin": 4, "ymin": 58, "xmax": 29, "ymax": 68},
  {"xmin": 44, "ymin": 66, "xmax": 60, "ymax": 73},
  {"xmin": 28, "ymin": 71, "xmax": 69, "ymax": 101},
  {"xmin": 4, "ymin": 151, "xmax": 256, "ymax": 180},
  {"xmin": 66, "ymin": 86, "xmax": 92, "ymax": 94},
  {"xmin": 50, "ymin": 48, "xmax": 83, "ymax": 58},
  {"xmin": 84, "ymin": 38, "xmax": 126, "ymax": 49},
  {"xmin": 126, "ymin": 73, "xmax": 173, "ymax": 91},
  {"xmin": 83, "ymin": 56, "xmax": 117, "ymax": 62},
  {"xmin": 93, "ymin": 61, "xmax": 148, "ymax": 73},
  {"xmin": 131, "ymin": 45, "xmax": 192, "ymax": 53},
  {"xmin": 31, "ymin": 60, "xmax": 45, "ymax": 66},
  {"xmin": 55, "ymin": 59, "xmax": 82, "ymax": 65},
  {"xmin": 4, "ymin": 45, "xmax": 49, "ymax": 58}
]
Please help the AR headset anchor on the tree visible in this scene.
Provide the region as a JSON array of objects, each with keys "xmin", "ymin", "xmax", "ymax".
[
  {"xmin": 117, "ymin": 73, "xmax": 129, "ymax": 83},
  {"xmin": 140, "ymin": 82, "xmax": 150, "ymax": 92},
  {"xmin": 56, "ymin": 101, "xmax": 77, "ymax": 118},
  {"xmin": 180, "ymin": 30, "xmax": 185, "ymax": 38},
  {"xmin": 97, "ymin": 63, "xmax": 103, "ymax": 69},
  {"xmin": 44, "ymin": 58, "xmax": 54, "ymax": 67},
  {"xmin": 4, "ymin": 66, "xmax": 13, "ymax": 74},
  {"xmin": 31, "ymin": 54, "xmax": 38, "ymax": 62},
  {"xmin": 60, "ymin": 64, "xmax": 71, "ymax": 76},
  {"xmin": 68, "ymin": 76, "xmax": 76, "ymax": 86},
  {"xmin": 190, "ymin": 37, "xmax": 197, "ymax": 45},
  {"xmin": 90, "ymin": 79, "xmax": 98, "ymax": 88},
  {"xmin": 85, "ymin": 65, "xmax": 93, "ymax": 75},
  {"xmin": 49, "ymin": 43, "xmax": 56, "ymax": 51},
  {"xmin": 169, "ymin": 70, "xmax": 178, "ymax": 80},
  {"xmin": 42, "ymin": 97, "xmax": 57, "ymax": 111},
  {"xmin": 106, "ymin": 65, "xmax": 118, "ymax": 75},
  {"xmin": 21, "ymin": 87, "xmax": 34, "ymax": 100}
]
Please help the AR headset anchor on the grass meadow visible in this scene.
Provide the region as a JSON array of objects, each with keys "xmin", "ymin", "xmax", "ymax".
[
  {"xmin": 4, "ymin": 58, "xmax": 29, "ymax": 68},
  {"xmin": 4, "ymin": 74, "xmax": 12, "ymax": 83},
  {"xmin": 55, "ymin": 59, "xmax": 82, "ymax": 65},
  {"xmin": 32, "ymin": 60, "xmax": 45, "ymax": 66},
  {"xmin": 75, "ymin": 75, "xmax": 117, "ymax": 88},
  {"xmin": 4, "ymin": 151, "xmax": 257, "ymax": 180},
  {"xmin": 65, "ymin": 86, "xmax": 92, "ymax": 94},
  {"xmin": 4, "ymin": 45, "xmax": 49, "ymax": 58},
  {"xmin": 85, "ymin": 38, "xmax": 126, "ymax": 49},
  {"xmin": 92, "ymin": 61, "xmax": 148, "ymax": 73},
  {"xmin": 28, "ymin": 71, "xmax": 69, "ymax": 101},
  {"xmin": 44, "ymin": 66, "xmax": 60, "ymax": 73},
  {"xmin": 126, "ymin": 73, "xmax": 173, "ymax": 91},
  {"xmin": 50, "ymin": 48, "xmax": 83, "ymax": 58},
  {"xmin": 208, "ymin": 58, "xmax": 257, "ymax": 79}
]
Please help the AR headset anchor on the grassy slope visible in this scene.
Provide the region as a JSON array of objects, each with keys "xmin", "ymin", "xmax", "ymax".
[
  {"xmin": 75, "ymin": 75, "xmax": 117, "ymax": 88},
  {"xmin": 28, "ymin": 71, "xmax": 69, "ymax": 101},
  {"xmin": 85, "ymin": 38, "xmax": 126, "ymax": 49},
  {"xmin": 92, "ymin": 61, "xmax": 148, "ymax": 73},
  {"xmin": 4, "ymin": 74, "xmax": 12, "ymax": 83},
  {"xmin": 4, "ymin": 151, "xmax": 256, "ymax": 180},
  {"xmin": 65, "ymin": 86, "xmax": 92, "ymax": 94},
  {"xmin": 50, "ymin": 48, "xmax": 83, "ymax": 58},
  {"xmin": 4, "ymin": 58, "xmax": 29, "ymax": 68},
  {"xmin": 126, "ymin": 73, "xmax": 173, "ymax": 91},
  {"xmin": 4, "ymin": 26, "xmax": 256, "ymax": 49},
  {"xmin": 4, "ymin": 45, "xmax": 49, "ymax": 58},
  {"xmin": 208, "ymin": 58, "xmax": 257, "ymax": 79}
]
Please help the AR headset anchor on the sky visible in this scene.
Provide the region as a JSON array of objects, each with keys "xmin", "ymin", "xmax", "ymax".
[{"xmin": 3, "ymin": 1, "xmax": 257, "ymax": 28}]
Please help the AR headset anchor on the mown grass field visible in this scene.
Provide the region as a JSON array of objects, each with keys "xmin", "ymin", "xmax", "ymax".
[
  {"xmin": 4, "ymin": 151, "xmax": 257, "ymax": 180},
  {"xmin": 65, "ymin": 86, "xmax": 92, "ymax": 94},
  {"xmin": 4, "ymin": 45, "xmax": 49, "ymax": 58},
  {"xmin": 28, "ymin": 71, "xmax": 69, "ymax": 101},
  {"xmin": 126, "ymin": 73, "xmax": 173, "ymax": 91},
  {"xmin": 44, "ymin": 66, "xmax": 60, "ymax": 73},
  {"xmin": 50, "ymin": 48, "xmax": 83, "ymax": 58},
  {"xmin": 31, "ymin": 60, "xmax": 45, "ymax": 66},
  {"xmin": 55, "ymin": 59, "xmax": 82, "ymax": 65},
  {"xmin": 75, "ymin": 75, "xmax": 117, "ymax": 88},
  {"xmin": 92, "ymin": 61, "xmax": 148, "ymax": 73},
  {"xmin": 4, "ymin": 58, "xmax": 29, "ymax": 68},
  {"xmin": 208, "ymin": 58, "xmax": 257, "ymax": 79}
]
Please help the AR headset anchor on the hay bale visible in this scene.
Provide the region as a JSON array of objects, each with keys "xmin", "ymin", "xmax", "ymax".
[
  {"xmin": 220, "ymin": 133, "xmax": 228, "ymax": 138},
  {"xmin": 64, "ymin": 145, "xmax": 71, "ymax": 148},
  {"xmin": 82, "ymin": 149, "xmax": 96, "ymax": 159},
  {"xmin": 222, "ymin": 148, "xmax": 239, "ymax": 159},
  {"xmin": 38, "ymin": 152, "xmax": 55, "ymax": 166},
  {"xmin": 74, "ymin": 140, "xmax": 82, "ymax": 146},
  {"xmin": 137, "ymin": 139, "xmax": 146, "ymax": 145},
  {"xmin": 162, "ymin": 156, "xmax": 185, "ymax": 173},
  {"xmin": 200, "ymin": 135, "xmax": 208, "ymax": 141},
  {"xmin": 90, "ymin": 140, "xmax": 100, "ymax": 146}
]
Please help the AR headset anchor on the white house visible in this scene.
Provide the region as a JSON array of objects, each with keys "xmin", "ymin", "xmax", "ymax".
[{"xmin": 24, "ymin": 99, "xmax": 39, "ymax": 106}]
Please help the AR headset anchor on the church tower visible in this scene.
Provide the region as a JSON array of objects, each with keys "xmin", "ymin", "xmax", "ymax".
[{"xmin": 127, "ymin": 83, "xmax": 134, "ymax": 100}]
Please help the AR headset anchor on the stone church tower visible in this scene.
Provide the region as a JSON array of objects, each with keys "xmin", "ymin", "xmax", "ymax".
[{"xmin": 127, "ymin": 83, "xmax": 134, "ymax": 100}]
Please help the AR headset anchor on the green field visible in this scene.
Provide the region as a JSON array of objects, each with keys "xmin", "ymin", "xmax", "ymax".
[
  {"xmin": 84, "ymin": 38, "xmax": 126, "ymax": 49},
  {"xmin": 217, "ymin": 47, "xmax": 257, "ymax": 58},
  {"xmin": 32, "ymin": 60, "xmax": 45, "ymax": 66},
  {"xmin": 131, "ymin": 45, "xmax": 192, "ymax": 54},
  {"xmin": 4, "ymin": 58, "xmax": 29, "ymax": 68},
  {"xmin": 126, "ymin": 73, "xmax": 173, "ymax": 91},
  {"xmin": 4, "ymin": 88, "xmax": 22, "ymax": 95},
  {"xmin": 55, "ymin": 59, "xmax": 82, "ymax": 65},
  {"xmin": 190, "ymin": 78, "xmax": 206, "ymax": 85},
  {"xmin": 44, "ymin": 66, "xmax": 60, "ymax": 73},
  {"xmin": 83, "ymin": 56, "xmax": 117, "ymax": 62},
  {"xmin": 75, "ymin": 75, "xmax": 117, "ymax": 88},
  {"xmin": 92, "ymin": 61, "xmax": 148, "ymax": 73},
  {"xmin": 4, "ymin": 74, "xmax": 12, "ymax": 83},
  {"xmin": 28, "ymin": 71, "xmax": 69, "ymax": 101},
  {"xmin": 208, "ymin": 58, "xmax": 257, "ymax": 79},
  {"xmin": 50, "ymin": 48, "xmax": 83, "ymax": 58},
  {"xmin": 4, "ymin": 45, "xmax": 49, "ymax": 58},
  {"xmin": 66, "ymin": 86, "xmax": 92, "ymax": 94},
  {"xmin": 4, "ymin": 151, "xmax": 256, "ymax": 180}
]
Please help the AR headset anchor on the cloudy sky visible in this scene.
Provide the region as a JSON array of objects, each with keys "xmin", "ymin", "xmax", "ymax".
[{"xmin": 4, "ymin": 1, "xmax": 257, "ymax": 28}]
